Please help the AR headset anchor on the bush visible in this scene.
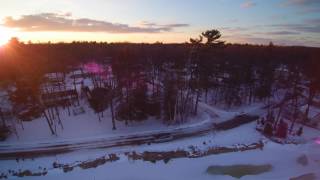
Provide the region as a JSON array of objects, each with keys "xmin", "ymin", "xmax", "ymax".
[
  {"xmin": 88, "ymin": 87, "xmax": 110, "ymax": 113},
  {"xmin": 116, "ymin": 102, "xmax": 147, "ymax": 121}
]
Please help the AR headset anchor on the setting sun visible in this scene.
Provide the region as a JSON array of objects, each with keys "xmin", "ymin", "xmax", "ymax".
[{"xmin": 0, "ymin": 27, "xmax": 12, "ymax": 46}]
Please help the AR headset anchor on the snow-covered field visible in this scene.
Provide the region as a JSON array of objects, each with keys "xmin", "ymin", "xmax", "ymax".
[
  {"xmin": 0, "ymin": 120, "xmax": 319, "ymax": 180},
  {"xmin": 1, "ymin": 100, "xmax": 262, "ymax": 145}
]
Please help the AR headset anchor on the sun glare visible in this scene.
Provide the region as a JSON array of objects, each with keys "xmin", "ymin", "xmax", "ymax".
[{"xmin": 0, "ymin": 27, "xmax": 13, "ymax": 46}]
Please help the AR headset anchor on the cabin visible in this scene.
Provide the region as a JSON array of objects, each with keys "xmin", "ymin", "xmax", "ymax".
[{"xmin": 41, "ymin": 72, "xmax": 79, "ymax": 107}]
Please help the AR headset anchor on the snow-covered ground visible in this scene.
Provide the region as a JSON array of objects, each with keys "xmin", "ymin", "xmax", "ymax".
[
  {"xmin": 0, "ymin": 120, "xmax": 319, "ymax": 180},
  {"xmin": 27, "ymin": 142, "xmax": 319, "ymax": 180},
  {"xmin": 1, "ymin": 83, "xmax": 319, "ymax": 180},
  {"xmin": 1, "ymin": 100, "xmax": 263, "ymax": 145}
]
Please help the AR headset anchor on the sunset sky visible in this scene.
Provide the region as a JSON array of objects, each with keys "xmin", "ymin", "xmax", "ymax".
[{"xmin": 0, "ymin": 0, "xmax": 319, "ymax": 46}]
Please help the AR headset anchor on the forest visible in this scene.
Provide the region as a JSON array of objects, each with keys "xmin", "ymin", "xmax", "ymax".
[{"xmin": 0, "ymin": 30, "xmax": 320, "ymax": 136}]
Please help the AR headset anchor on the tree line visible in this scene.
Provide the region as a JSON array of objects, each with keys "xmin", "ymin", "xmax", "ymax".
[{"xmin": 0, "ymin": 30, "xmax": 320, "ymax": 128}]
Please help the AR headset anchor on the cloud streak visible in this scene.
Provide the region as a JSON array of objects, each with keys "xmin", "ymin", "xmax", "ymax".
[
  {"xmin": 270, "ymin": 18, "xmax": 320, "ymax": 33},
  {"xmin": 241, "ymin": 0, "xmax": 256, "ymax": 9},
  {"xmin": 282, "ymin": 0, "xmax": 320, "ymax": 14},
  {"xmin": 220, "ymin": 18, "xmax": 320, "ymax": 47},
  {"xmin": 224, "ymin": 32, "xmax": 320, "ymax": 47},
  {"xmin": 2, "ymin": 13, "xmax": 189, "ymax": 33},
  {"xmin": 283, "ymin": 0, "xmax": 320, "ymax": 6},
  {"xmin": 265, "ymin": 31, "xmax": 301, "ymax": 35}
]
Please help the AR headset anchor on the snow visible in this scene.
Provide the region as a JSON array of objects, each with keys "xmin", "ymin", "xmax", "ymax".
[
  {"xmin": 3, "ymin": 105, "xmax": 199, "ymax": 144},
  {"xmin": 1, "ymin": 121, "xmax": 319, "ymax": 180},
  {"xmin": 1, "ymin": 99, "xmax": 262, "ymax": 146},
  {"xmin": 1, "ymin": 80, "xmax": 319, "ymax": 180},
  {"xmin": 0, "ymin": 117, "xmax": 263, "ymax": 175}
]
